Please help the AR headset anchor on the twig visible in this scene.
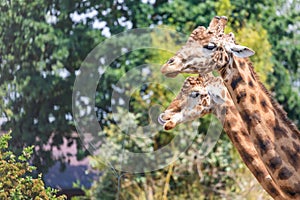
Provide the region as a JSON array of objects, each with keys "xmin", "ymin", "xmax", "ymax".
[{"xmin": 162, "ymin": 162, "xmax": 174, "ymax": 200}]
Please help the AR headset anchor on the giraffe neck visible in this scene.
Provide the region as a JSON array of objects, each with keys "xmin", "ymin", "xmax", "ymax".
[
  {"xmin": 219, "ymin": 57, "xmax": 300, "ymax": 198},
  {"xmin": 209, "ymin": 89, "xmax": 286, "ymax": 199}
]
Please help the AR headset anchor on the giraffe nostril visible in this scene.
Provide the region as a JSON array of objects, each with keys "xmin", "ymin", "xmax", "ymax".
[{"xmin": 167, "ymin": 58, "xmax": 175, "ymax": 64}]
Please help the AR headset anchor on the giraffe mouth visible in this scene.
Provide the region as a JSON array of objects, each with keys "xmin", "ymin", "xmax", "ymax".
[{"xmin": 164, "ymin": 72, "xmax": 180, "ymax": 78}]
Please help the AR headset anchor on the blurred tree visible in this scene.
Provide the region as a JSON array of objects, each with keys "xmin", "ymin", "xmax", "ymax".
[
  {"xmin": 0, "ymin": 0, "xmax": 103, "ymax": 173},
  {"xmin": 263, "ymin": 0, "xmax": 300, "ymax": 126}
]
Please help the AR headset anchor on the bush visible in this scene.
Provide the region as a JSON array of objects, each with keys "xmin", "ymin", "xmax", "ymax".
[{"xmin": 0, "ymin": 133, "xmax": 65, "ymax": 200}]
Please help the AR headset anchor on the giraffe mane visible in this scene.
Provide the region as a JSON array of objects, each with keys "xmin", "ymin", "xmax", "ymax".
[{"xmin": 246, "ymin": 59, "xmax": 300, "ymax": 138}]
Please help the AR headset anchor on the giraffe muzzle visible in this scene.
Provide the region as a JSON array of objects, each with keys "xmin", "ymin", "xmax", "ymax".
[{"xmin": 158, "ymin": 113, "xmax": 177, "ymax": 130}]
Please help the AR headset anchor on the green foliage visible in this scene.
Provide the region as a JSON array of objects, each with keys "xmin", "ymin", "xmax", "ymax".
[
  {"xmin": 234, "ymin": 24, "xmax": 273, "ymax": 86},
  {"xmin": 0, "ymin": 0, "xmax": 102, "ymax": 173},
  {"xmin": 262, "ymin": 0, "xmax": 300, "ymax": 126},
  {"xmin": 0, "ymin": 133, "xmax": 65, "ymax": 199},
  {"xmin": 155, "ymin": 0, "xmax": 216, "ymax": 33},
  {"xmin": 215, "ymin": 0, "xmax": 233, "ymax": 17},
  {"xmin": 148, "ymin": 25, "xmax": 182, "ymax": 65}
]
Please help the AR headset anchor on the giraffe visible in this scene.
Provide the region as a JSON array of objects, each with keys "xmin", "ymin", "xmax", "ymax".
[
  {"xmin": 158, "ymin": 74, "xmax": 287, "ymax": 199},
  {"xmin": 160, "ymin": 16, "xmax": 300, "ymax": 198}
]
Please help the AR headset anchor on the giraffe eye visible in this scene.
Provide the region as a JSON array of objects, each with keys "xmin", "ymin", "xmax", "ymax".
[
  {"xmin": 189, "ymin": 91, "xmax": 200, "ymax": 98},
  {"xmin": 203, "ymin": 42, "xmax": 216, "ymax": 50}
]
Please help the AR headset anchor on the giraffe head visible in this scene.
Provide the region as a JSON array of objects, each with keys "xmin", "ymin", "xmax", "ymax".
[
  {"xmin": 161, "ymin": 16, "xmax": 255, "ymax": 77},
  {"xmin": 158, "ymin": 74, "xmax": 226, "ymax": 130}
]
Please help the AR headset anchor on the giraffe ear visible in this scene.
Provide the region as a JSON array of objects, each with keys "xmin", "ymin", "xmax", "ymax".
[
  {"xmin": 208, "ymin": 91, "xmax": 225, "ymax": 105},
  {"xmin": 228, "ymin": 44, "xmax": 255, "ymax": 58},
  {"xmin": 206, "ymin": 77, "xmax": 226, "ymax": 105}
]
